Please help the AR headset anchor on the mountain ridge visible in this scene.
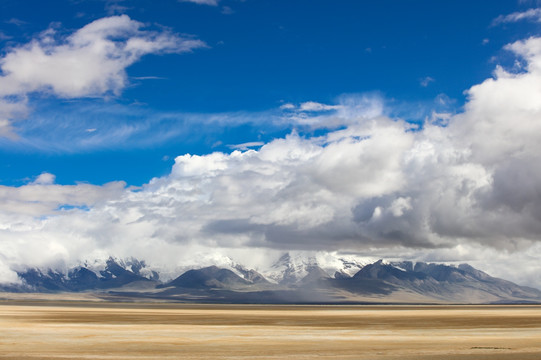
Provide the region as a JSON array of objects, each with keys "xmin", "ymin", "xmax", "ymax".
[{"xmin": 1, "ymin": 255, "xmax": 540, "ymax": 304}]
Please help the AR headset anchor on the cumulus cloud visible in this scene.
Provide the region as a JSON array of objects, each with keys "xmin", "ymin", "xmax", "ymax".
[
  {"xmin": 32, "ymin": 172, "xmax": 56, "ymax": 185},
  {"xmin": 0, "ymin": 15, "xmax": 206, "ymax": 137},
  {"xmin": 2, "ymin": 36, "xmax": 541, "ymax": 288}
]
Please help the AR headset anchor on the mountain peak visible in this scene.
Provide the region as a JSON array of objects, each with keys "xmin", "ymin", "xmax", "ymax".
[{"xmin": 165, "ymin": 266, "xmax": 251, "ymax": 289}]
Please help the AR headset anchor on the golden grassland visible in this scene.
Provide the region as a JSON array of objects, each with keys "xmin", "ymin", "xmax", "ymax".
[{"xmin": 0, "ymin": 301, "xmax": 540, "ymax": 359}]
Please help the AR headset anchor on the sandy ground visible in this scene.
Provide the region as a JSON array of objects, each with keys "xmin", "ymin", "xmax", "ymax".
[{"xmin": 0, "ymin": 302, "xmax": 540, "ymax": 359}]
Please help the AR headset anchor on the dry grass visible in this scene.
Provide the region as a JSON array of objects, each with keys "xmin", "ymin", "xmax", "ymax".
[{"xmin": 1, "ymin": 302, "xmax": 540, "ymax": 359}]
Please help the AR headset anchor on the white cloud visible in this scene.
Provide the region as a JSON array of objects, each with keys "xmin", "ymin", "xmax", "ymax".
[
  {"xmin": 0, "ymin": 15, "xmax": 206, "ymax": 137},
  {"xmin": 180, "ymin": 0, "xmax": 219, "ymax": 6},
  {"xmin": 492, "ymin": 8, "xmax": 541, "ymax": 25},
  {"xmin": 420, "ymin": 76, "xmax": 435, "ymax": 87},
  {"xmin": 0, "ymin": 96, "xmax": 28, "ymax": 139},
  {"xmin": 0, "ymin": 15, "xmax": 205, "ymax": 98},
  {"xmin": 0, "ymin": 260, "xmax": 20, "ymax": 284},
  {"xmin": 279, "ymin": 103, "xmax": 295, "ymax": 110},
  {"xmin": 452, "ymin": 37, "xmax": 541, "ymax": 165},
  {"xmin": 0, "ymin": 179, "xmax": 125, "ymax": 217},
  {"xmin": 281, "ymin": 95, "xmax": 385, "ymax": 128},
  {"xmin": 299, "ymin": 101, "xmax": 342, "ymax": 112},
  {"xmin": 32, "ymin": 172, "xmax": 56, "ymax": 185},
  {"xmin": 2, "ymin": 36, "xmax": 541, "ymax": 288},
  {"xmin": 280, "ymin": 100, "xmax": 343, "ymax": 113},
  {"xmin": 5, "ymin": 18, "xmax": 27, "ymax": 27},
  {"xmin": 228, "ymin": 141, "xmax": 265, "ymax": 150},
  {"xmin": 222, "ymin": 6, "xmax": 234, "ymax": 15}
]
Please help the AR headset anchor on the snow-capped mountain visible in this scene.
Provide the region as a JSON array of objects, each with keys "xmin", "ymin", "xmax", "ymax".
[
  {"xmin": 2, "ymin": 254, "xmax": 540, "ymax": 304},
  {"xmin": 81, "ymin": 257, "xmax": 160, "ymax": 281},
  {"xmin": 9, "ymin": 257, "xmax": 154, "ymax": 292},
  {"xmin": 263, "ymin": 252, "xmax": 375, "ymax": 284}
]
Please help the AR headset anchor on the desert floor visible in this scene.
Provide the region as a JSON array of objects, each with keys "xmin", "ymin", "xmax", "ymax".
[{"xmin": 0, "ymin": 302, "xmax": 540, "ymax": 359}]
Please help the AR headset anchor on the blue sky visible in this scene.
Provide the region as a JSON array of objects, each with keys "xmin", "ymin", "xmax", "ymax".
[
  {"xmin": 0, "ymin": 0, "xmax": 537, "ymax": 186},
  {"xmin": 2, "ymin": 0, "xmax": 541, "ymax": 286}
]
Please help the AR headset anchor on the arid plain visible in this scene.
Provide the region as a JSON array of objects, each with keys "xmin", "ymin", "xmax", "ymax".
[{"xmin": 1, "ymin": 301, "xmax": 541, "ymax": 360}]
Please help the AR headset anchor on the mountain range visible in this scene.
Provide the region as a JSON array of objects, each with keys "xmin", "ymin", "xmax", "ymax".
[{"xmin": 1, "ymin": 254, "xmax": 540, "ymax": 304}]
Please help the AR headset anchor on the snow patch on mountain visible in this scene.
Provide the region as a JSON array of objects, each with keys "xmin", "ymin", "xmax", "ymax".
[{"xmin": 263, "ymin": 251, "xmax": 376, "ymax": 284}]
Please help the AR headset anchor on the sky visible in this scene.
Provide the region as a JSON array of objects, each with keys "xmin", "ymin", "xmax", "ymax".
[{"xmin": 1, "ymin": 0, "xmax": 541, "ymax": 287}]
